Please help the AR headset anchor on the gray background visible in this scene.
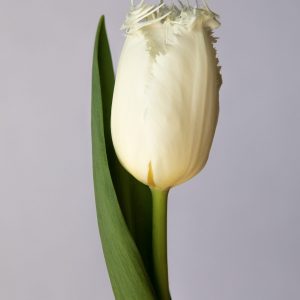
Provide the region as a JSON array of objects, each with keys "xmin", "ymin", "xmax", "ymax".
[{"xmin": 1, "ymin": 0, "xmax": 299, "ymax": 299}]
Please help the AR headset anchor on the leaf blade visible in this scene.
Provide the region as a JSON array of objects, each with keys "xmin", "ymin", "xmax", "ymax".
[{"xmin": 91, "ymin": 16, "xmax": 156, "ymax": 300}]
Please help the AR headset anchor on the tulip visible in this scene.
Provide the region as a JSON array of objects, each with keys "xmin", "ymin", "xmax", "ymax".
[
  {"xmin": 111, "ymin": 0, "xmax": 222, "ymax": 192},
  {"xmin": 110, "ymin": 1, "xmax": 222, "ymax": 299}
]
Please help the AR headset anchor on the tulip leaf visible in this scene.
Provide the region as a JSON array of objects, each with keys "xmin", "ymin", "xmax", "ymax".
[{"xmin": 91, "ymin": 16, "xmax": 156, "ymax": 299}]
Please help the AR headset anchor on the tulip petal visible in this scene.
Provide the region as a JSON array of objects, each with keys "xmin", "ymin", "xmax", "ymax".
[{"xmin": 111, "ymin": 8, "xmax": 221, "ymax": 190}]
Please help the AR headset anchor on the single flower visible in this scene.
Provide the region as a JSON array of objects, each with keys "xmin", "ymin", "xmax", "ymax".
[{"xmin": 111, "ymin": 1, "xmax": 222, "ymax": 191}]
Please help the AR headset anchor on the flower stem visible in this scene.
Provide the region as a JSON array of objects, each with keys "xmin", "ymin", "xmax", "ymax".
[{"xmin": 151, "ymin": 188, "xmax": 171, "ymax": 300}]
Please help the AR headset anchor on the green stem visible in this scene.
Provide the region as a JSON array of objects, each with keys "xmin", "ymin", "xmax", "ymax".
[{"xmin": 151, "ymin": 188, "xmax": 171, "ymax": 300}]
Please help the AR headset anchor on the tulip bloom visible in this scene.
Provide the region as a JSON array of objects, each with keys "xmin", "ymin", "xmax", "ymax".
[{"xmin": 111, "ymin": 1, "xmax": 222, "ymax": 191}]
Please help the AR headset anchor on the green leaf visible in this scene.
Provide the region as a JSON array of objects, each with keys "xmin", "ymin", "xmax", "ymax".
[{"xmin": 91, "ymin": 16, "xmax": 156, "ymax": 300}]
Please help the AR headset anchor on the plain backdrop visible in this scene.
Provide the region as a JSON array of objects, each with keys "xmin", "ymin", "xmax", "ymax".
[{"xmin": 1, "ymin": 0, "xmax": 300, "ymax": 299}]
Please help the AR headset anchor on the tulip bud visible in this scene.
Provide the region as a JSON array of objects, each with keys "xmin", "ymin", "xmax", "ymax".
[{"xmin": 111, "ymin": 1, "xmax": 222, "ymax": 191}]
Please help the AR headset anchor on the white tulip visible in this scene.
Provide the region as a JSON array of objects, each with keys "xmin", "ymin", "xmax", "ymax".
[{"xmin": 111, "ymin": 1, "xmax": 222, "ymax": 191}]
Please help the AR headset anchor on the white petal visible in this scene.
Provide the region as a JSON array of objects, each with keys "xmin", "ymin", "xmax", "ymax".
[{"xmin": 111, "ymin": 8, "xmax": 221, "ymax": 190}]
